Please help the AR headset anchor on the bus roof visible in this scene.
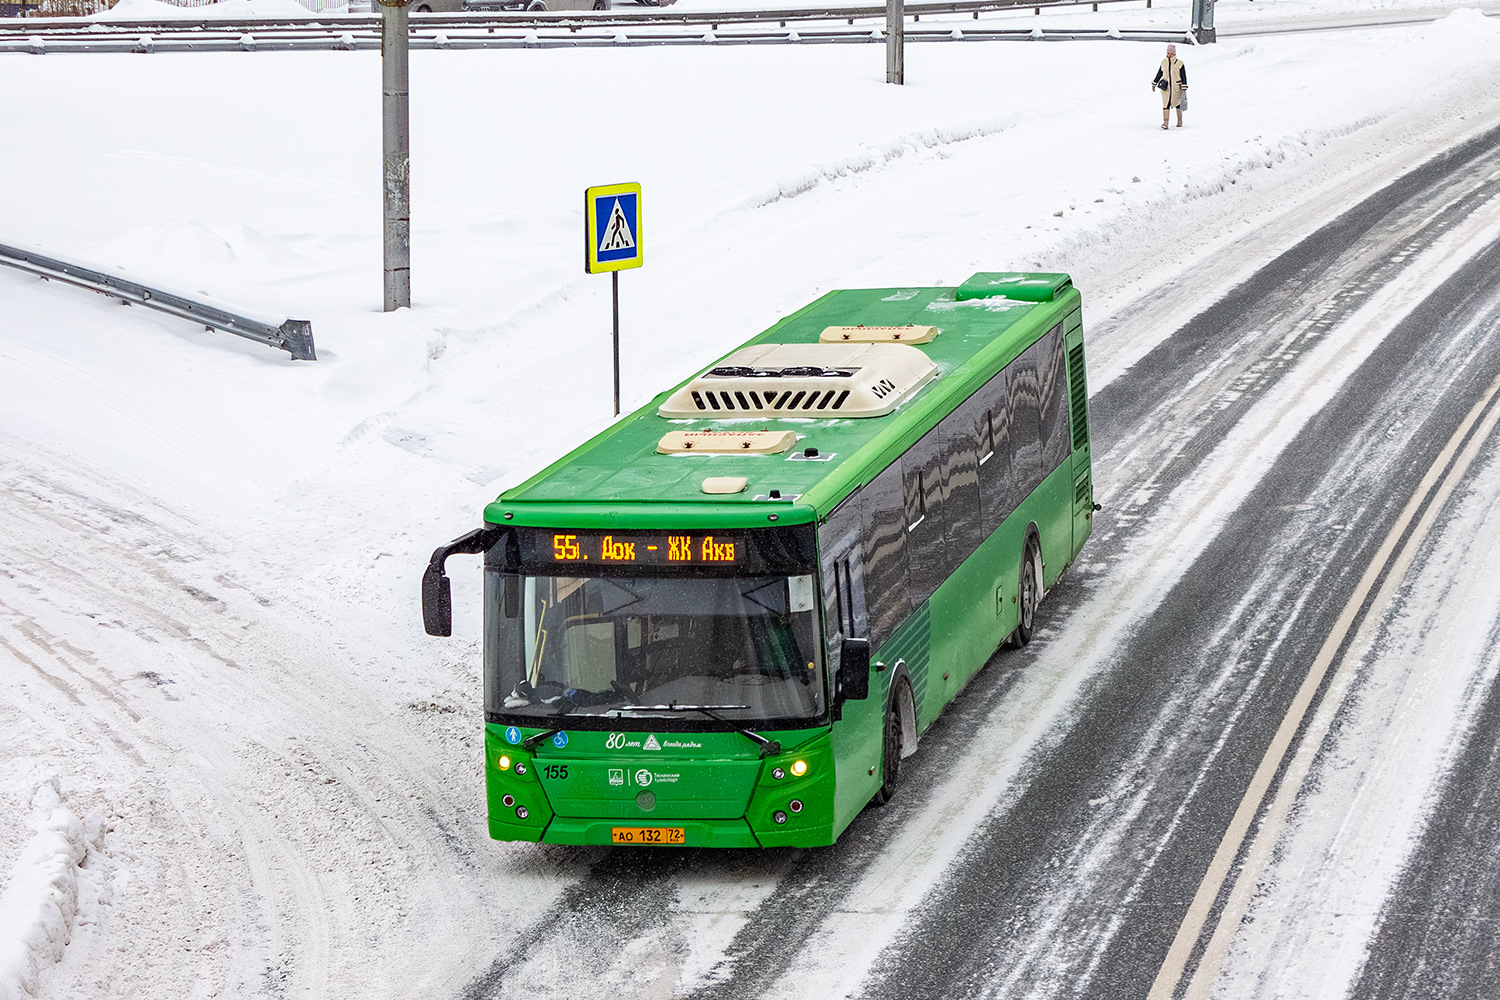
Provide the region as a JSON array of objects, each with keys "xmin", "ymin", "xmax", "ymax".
[{"xmin": 488, "ymin": 273, "xmax": 1080, "ymax": 530}]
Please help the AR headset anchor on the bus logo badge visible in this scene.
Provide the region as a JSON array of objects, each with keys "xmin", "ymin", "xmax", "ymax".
[
  {"xmin": 635, "ymin": 769, "xmax": 653, "ymax": 787},
  {"xmin": 504, "ymin": 726, "xmax": 521, "ymax": 745},
  {"xmin": 643, "ymin": 734, "xmax": 661, "ymax": 751},
  {"xmin": 552, "ymin": 732, "xmax": 569, "ymax": 748},
  {"xmin": 608, "ymin": 768, "xmax": 624, "ymax": 787}
]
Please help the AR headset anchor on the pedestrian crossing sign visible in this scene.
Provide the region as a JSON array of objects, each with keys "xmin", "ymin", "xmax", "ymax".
[{"xmin": 585, "ymin": 182, "xmax": 643, "ymax": 273}]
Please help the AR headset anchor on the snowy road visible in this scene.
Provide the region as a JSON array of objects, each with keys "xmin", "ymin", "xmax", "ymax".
[
  {"xmin": 448, "ymin": 116, "xmax": 1500, "ymax": 1000},
  {"xmin": 6, "ymin": 4, "xmax": 1500, "ymax": 999}
]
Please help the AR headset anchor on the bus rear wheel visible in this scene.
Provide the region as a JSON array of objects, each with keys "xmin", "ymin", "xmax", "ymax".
[
  {"xmin": 1013, "ymin": 541, "xmax": 1040, "ymax": 647},
  {"xmin": 872, "ymin": 680, "xmax": 908, "ymax": 806}
]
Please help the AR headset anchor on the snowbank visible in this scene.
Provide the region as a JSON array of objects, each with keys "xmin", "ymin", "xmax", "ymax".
[{"xmin": 0, "ymin": 785, "xmax": 90, "ymax": 1000}]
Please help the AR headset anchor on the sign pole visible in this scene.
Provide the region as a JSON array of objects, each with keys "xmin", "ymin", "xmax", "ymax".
[
  {"xmin": 380, "ymin": 0, "xmax": 413, "ymax": 311},
  {"xmin": 612, "ymin": 270, "xmax": 621, "ymax": 417},
  {"xmin": 584, "ymin": 182, "xmax": 642, "ymax": 420}
]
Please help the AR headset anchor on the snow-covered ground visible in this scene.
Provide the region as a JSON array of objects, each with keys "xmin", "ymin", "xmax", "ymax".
[{"xmin": 4, "ymin": 2, "xmax": 1500, "ymax": 997}]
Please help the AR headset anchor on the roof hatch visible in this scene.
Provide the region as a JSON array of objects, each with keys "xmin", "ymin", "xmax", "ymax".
[
  {"xmin": 956, "ymin": 271, "xmax": 1073, "ymax": 303},
  {"xmin": 658, "ymin": 343, "xmax": 937, "ymax": 419},
  {"xmin": 819, "ymin": 324, "xmax": 937, "ymax": 344},
  {"xmin": 657, "ymin": 430, "xmax": 797, "ymax": 454}
]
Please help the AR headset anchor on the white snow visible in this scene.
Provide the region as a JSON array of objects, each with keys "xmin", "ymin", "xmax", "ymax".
[
  {"xmin": 4, "ymin": 1, "xmax": 1500, "ymax": 996},
  {"xmin": 0, "ymin": 784, "xmax": 93, "ymax": 1000}
]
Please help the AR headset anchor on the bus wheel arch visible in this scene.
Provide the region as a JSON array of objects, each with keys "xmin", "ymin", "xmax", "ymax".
[
  {"xmin": 884, "ymin": 663, "xmax": 919, "ymax": 760},
  {"xmin": 872, "ymin": 675, "xmax": 914, "ymax": 805}
]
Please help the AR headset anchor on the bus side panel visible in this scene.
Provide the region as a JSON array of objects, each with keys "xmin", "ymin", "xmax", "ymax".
[
  {"xmin": 878, "ymin": 601, "xmax": 936, "ymax": 730},
  {"xmin": 927, "ymin": 514, "xmax": 1023, "ymax": 698},
  {"xmin": 1064, "ymin": 314, "xmax": 1094, "ymax": 561},
  {"xmin": 1033, "ymin": 462, "xmax": 1077, "ymax": 591},
  {"xmin": 916, "ymin": 456, "xmax": 1073, "ymax": 726}
]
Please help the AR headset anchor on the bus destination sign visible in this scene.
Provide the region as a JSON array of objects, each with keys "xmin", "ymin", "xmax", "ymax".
[{"xmin": 548, "ymin": 531, "xmax": 739, "ymax": 566}]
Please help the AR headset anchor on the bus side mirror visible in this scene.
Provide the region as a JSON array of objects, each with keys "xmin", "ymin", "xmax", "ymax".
[
  {"xmin": 422, "ymin": 526, "xmax": 503, "ymax": 638},
  {"xmin": 840, "ymin": 637, "xmax": 871, "ymax": 701},
  {"xmin": 422, "ymin": 562, "xmax": 453, "ymax": 637}
]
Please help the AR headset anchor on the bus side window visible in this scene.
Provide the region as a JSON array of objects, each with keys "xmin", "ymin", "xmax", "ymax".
[
  {"xmin": 902, "ymin": 427, "xmax": 949, "ymax": 607},
  {"xmin": 831, "ymin": 556, "xmax": 867, "ymax": 639},
  {"xmin": 1009, "ymin": 347, "xmax": 1044, "ymax": 499},
  {"xmin": 941, "ymin": 400, "xmax": 982, "ymax": 564},
  {"xmin": 862, "ymin": 463, "xmax": 911, "ymax": 648},
  {"xmin": 819, "ymin": 500, "xmax": 866, "ymax": 641},
  {"xmin": 975, "ymin": 369, "xmax": 1016, "ymax": 537},
  {"xmin": 1037, "ymin": 324, "xmax": 1071, "ymax": 476}
]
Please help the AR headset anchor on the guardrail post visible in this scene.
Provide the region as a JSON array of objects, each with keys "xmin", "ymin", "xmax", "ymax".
[
  {"xmin": 380, "ymin": 0, "xmax": 412, "ymax": 311},
  {"xmin": 886, "ymin": 0, "xmax": 903, "ymax": 84},
  {"xmin": 1191, "ymin": 0, "xmax": 1215, "ymax": 42}
]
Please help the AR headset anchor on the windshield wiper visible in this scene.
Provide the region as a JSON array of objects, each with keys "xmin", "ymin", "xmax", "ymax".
[
  {"xmin": 521, "ymin": 725, "xmax": 567, "ymax": 751},
  {"xmin": 518, "ymin": 691, "xmax": 593, "ymax": 749},
  {"xmin": 608, "ymin": 703, "xmax": 783, "ymax": 758}
]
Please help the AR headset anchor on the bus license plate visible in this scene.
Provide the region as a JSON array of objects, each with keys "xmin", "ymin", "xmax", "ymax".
[{"xmin": 611, "ymin": 826, "xmax": 685, "ymax": 846}]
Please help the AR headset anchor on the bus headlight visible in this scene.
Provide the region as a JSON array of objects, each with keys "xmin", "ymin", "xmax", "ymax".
[
  {"xmin": 790, "ymin": 760, "xmax": 808, "ymax": 777},
  {"xmin": 498, "ymin": 755, "xmax": 512, "ymax": 770}
]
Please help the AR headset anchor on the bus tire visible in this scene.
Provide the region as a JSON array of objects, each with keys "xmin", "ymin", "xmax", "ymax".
[
  {"xmin": 1013, "ymin": 540, "xmax": 1040, "ymax": 647},
  {"xmin": 871, "ymin": 680, "xmax": 909, "ymax": 806}
]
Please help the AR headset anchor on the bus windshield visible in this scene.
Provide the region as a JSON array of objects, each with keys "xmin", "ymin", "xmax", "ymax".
[{"xmin": 484, "ymin": 570, "xmax": 825, "ymax": 725}]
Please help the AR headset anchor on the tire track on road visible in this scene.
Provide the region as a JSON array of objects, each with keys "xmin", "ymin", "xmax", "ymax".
[{"xmin": 852, "ymin": 127, "xmax": 1500, "ymax": 1000}]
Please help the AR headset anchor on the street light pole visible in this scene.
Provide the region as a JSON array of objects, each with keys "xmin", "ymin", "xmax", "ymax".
[
  {"xmin": 1192, "ymin": 0, "xmax": 1216, "ymax": 43},
  {"xmin": 886, "ymin": 0, "xmax": 904, "ymax": 84},
  {"xmin": 380, "ymin": 0, "xmax": 412, "ymax": 311}
]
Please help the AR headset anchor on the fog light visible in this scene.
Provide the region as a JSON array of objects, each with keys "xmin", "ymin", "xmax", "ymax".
[
  {"xmin": 791, "ymin": 760, "xmax": 808, "ymax": 777},
  {"xmin": 790, "ymin": 799, "xmax": 803, "ymax": 814},
  {"xmin": 498, "ymin": 755, "xmax": 512, "ymax": 770},
  {"xmin": 502, "ymin": 794, "xmax": 515, "ymax": 808},
  {"xmin": 515, "ymin": 763, "xmax": 527, "ymax": 775},
  {"xmin": 772, "ymin": 767, "xmax": 785, "ymax": 781},
  {"xmin": 516, "ymin": 806, "xmax": 529, "ymax": 820},
  {"xmin": 773, "ymin": 810, "xmax": 787, "ymax": 825}
]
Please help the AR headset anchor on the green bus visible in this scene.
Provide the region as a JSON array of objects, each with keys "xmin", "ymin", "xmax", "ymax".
[{"xmin": 423, "ymin": 272, "xmax": 1094, "ymax": 848}]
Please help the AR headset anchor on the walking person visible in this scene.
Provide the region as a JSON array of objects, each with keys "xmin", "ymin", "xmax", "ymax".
[{"xmin": 1152, "ymin": 43, "xmax": 1188, "ymax": 129}]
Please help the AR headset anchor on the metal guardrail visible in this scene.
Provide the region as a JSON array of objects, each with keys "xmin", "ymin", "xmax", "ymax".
[
  {"xmin": 0, "ymin": 243, "xmax": 317, "ymax": 360},
  {"xmin": 0, "ymin": 23, "xmax": 1187, "ymax": 50},
  {"xmin": 0, "ymin": 0, "xmax": 1155, "ymax": 35}
]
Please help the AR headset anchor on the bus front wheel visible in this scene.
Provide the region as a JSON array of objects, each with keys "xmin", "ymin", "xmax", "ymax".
[
  {"xmin": 872, "ymin": 680, "xmax": 909, "ymax": 806},
  {"xmin": 1013, "ymin": 541, "xmax": 1040, "ymax": 647}
]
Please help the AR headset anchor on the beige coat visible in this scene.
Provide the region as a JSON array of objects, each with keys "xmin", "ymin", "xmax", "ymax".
[{"xmin": 1156, "ymin": 57, "xmax": 1186, "ymax": 109}]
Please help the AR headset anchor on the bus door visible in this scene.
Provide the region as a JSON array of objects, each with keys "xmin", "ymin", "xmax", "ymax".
[{"xmin": 820, "ymin": 501, "xmax": 882, "ymax": 816}]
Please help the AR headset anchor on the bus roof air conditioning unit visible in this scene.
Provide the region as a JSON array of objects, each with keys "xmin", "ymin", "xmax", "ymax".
[{"xmin": 658, "ymin": 343, "xmax": 937, "ymax": 418}]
